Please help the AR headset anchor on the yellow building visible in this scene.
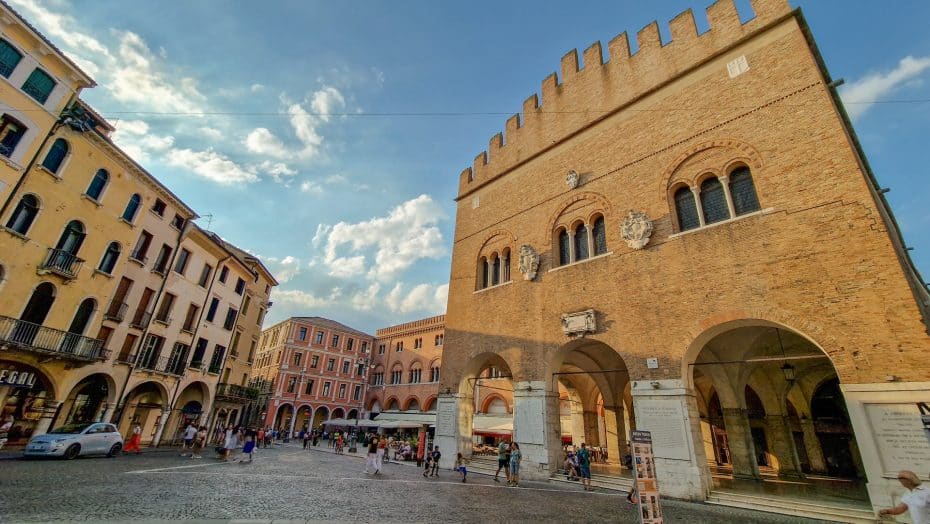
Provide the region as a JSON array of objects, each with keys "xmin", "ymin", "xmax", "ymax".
[{"xmin": 0, "ymin": 5, "xmax": 277, "ymax": 448}]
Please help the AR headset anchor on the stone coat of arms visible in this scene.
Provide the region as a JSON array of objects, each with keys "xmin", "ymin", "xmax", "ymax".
[
  {"xmin": 565, "ymin": 170, "xmax": 579, "ymax": 190},
  {"xmin": 621, "ymin": 210, "xmax": 654, "ymax": 250},
  {"xmin": 518, "ymin": 244, "xmax": 539, "ymax": 280}
]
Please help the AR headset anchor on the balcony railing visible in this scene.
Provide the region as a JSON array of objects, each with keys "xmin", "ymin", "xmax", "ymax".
[
  {"xmin": 0, "ymin": 315, "xmax": 108, "ymax": 361},
  {"xmin": 103, "ymin": 302, "xmax": 128, "ymax": 323},
  {"xmin": 38, "ymin": 248, "xmax": 84, "ymax": 279},
  {"xmin": 207, "ymin": 363, "xmax": 222, "ymax": 374},
  {"xmin": 130, "ymin": 352, "xmax": 182, "ymax": 376},
  {"xmin": 129, "ymin": 310, "xmax": 152, "ymax": 330},
  {"xmin": 215, "ymin": 383, "xmax": 259, "ymax": 401}
]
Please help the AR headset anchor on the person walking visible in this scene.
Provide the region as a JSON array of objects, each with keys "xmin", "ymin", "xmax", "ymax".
[
  {"xmin": 364, "ymin": 436, "xmax": 379, "ymax": 474},
  {"xmin": 124, "ymin": 423, "xmax": 143, "ymax": 455},
  {"xmin": 454, "ymin": 453, "xmax": 469, "ymax": 483},
  {"xmin": 257, "ymin": 428, "xmax": 265, "ymax": 449},
  {"xmin": 0, "ymin": 417, "xmax": 13, "ymax": 451},
  {"xmin": 190, "ymin": 426, "xmax": 206, "ymax": 459},
  {"xmin": 577, "ymin": 442, "xmax": 593, "ymax": 491},
  {"xmin": 423, "ymin": 446, "xmax": 433, "ymax": 477},
  {"xmin": 879, "ymin": 470, "xmax": 930, "ymax": 523},
  {"xmin": 240, "ymin": 432, "xmax": 256, "ymax": 464},
  {"xmin": 180, "ymin": 423, "xmax": 197, "ymax": 457},
  {"xmin": 375, "ymin": 435, "xmax": 387, "ymax": 474},
  {"xmin": 508, "ymin": 443, "xmax": 522, "ymax": 487},
  {"xmin": 222, "ymin": 425, "xmax": 238, "ymax": 461},
  {"xmin": 493, "ymin": 440, "xmax": 510, "ymax": 483}
]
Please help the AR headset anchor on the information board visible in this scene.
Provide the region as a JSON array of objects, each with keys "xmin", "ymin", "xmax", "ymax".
[{"xmin": 631, "ymin": 430, "xmax": 664, "ymax": 524}]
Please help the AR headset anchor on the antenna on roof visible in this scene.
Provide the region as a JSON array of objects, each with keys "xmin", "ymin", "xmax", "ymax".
[{"xmin": 201, "ymin": 213, "xmax": 214, "ymax": 230}]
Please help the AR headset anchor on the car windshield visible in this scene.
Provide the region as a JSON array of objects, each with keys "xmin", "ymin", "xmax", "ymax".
[{"xmin": 48, "ymin": 423, "xmax": 91, "ymax": 434}]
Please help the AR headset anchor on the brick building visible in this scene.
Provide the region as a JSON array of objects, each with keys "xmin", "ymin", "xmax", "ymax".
[
  {"xmin": 434, "ymin": 0, "xmax": 930, "ymax": 516},
  {"xmin": 256, "ymin": 317, "xmax": 374, "ymax": 434}
]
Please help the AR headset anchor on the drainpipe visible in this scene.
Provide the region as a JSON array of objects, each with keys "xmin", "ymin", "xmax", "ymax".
[{"xmin": 0, "ymin": 95, "xmax": 80, "ymax": 218}]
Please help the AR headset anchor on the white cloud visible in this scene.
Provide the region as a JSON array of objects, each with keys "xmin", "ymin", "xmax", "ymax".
[
  {"xmin": 327, "ymin": 255, "xmax": 366, "ymax": 278},
  {"xmin": 385, "ymin": 283, "xmax": 448, "ymax": 314},
  {"xmin": 351, "ymin": 283, "xmax": 381, "ymax": 311},
  {"xmin": 842, "ymin": 55, "xmax": 930, "ymax": 119},
  {"xmin": 317, "ymin": 194, "xmax": 446, "ymax": 281},
  {"xmin": 250, "ymin": 83, "xmax": 265, "ymax": 93},
  {"xmin": 310, "ymin": 86, "xmax": 346, "ymax": 122},
  {"xmin": 166, "ymin": 148, "xmax": 258, "ymax": 185},
  {"xmin": 245, "ymin": 128, "xmax": 290, "ymax": 158},
  {"xmin": 300, "ymin": 180, "xmax": 324, "ymax": 194},
  {"xmin": 199, "ymin": 127, "xmax": 224, "ymax": 141},
  {"xmin": 258, "ymin": 161, "xmax": 297, "ymax": 182},
  {"xmin": 265, "ymin": 255, "xmax": 301, "ymax": 283},
  {"xmin": 271, "ymin": 288, "xmax": 337, "ymax": 309}
]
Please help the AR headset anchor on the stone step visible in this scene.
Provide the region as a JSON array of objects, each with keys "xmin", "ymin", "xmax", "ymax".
[{"xmin": 706, "ymin": 490, "xmax": 878, "ymax": 524}]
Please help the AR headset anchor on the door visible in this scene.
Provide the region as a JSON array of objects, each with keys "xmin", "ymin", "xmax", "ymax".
[
  {"xmin": 750, "ymin": 427, "xmax": 769, "ymax": 467},
  {"xmin": 13, "ymin": 283, "xmax": 56, "ymax": 344},
  {"xmin": 62, "ymin": 298, "xmax": 95, "ymax": 355},
  {"xmin": 82, "ymin": 424, "xmax": 108, "ymax": 454}
]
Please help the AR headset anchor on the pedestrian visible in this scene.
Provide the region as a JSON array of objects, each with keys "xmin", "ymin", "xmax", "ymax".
[
  {"xmin": 124, "ymin": 423, "xmax": 143, "ymax": 454},
  {"xmin": 313, "ymin": 429, "xmax": 320, "ymax": 447},
  {"xmin": 0, "ymin": 417, "xmax": 13, "ymax": 451},
  {"xmin": 365, "ymin": 436, "xmax": 379, "ymax": 474},
  {"xmin": 257, "ymin": 427, "xmax": 265, "ymax": 449},
  {"xmin": 376, "ymin": 435, "xmax": 387, "ymax": 473},
  {"xmin": 190, "ymin": 425, "xmax": 206, "ymax": 459},
  {"xmin": 303, "ymin": 430, "xmax": 310, "ymax": 449},
  {"xmin": 222, "ymin": 425, "xmax": 238, "ymax": 461},
  {"xmin": 265, "ymin": 427, "xmax": 273, "ymax": 448},
  {"xmin": 429, "ymin": 445, "xmax": 441, "ymax": 477},
  {"xmin": 422, "ymin": 448, "xmax": 433, "ymax": 477},
  {"xmin": 240, "ymin": 433, "xmax": 256, "ymax": 463},
  {"xmin": 879, "ymin": 470, "xmax": 930, "ymax": 522},
  {"xmin": 577, "ymin": 442, "xmax": 593, "ymax": 491},
  {"xmin": 180, "ymin": 422, "xmax": 197, "ymax": 457},
  {"xmin": 454, "ymin": 452, "xmax": 469, "ymax": 483},
  {"xmin": 493, "ymin": 440, "xmax": 510, "ymax": 483},
  {"xmin": 508, "ymin": 443, "xmax": 522, "ymax": 487}
]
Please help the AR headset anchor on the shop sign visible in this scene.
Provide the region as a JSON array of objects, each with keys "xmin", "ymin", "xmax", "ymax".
[
  {"xmin": 631, "ymin": 430, "xmax": 664, "ymax": 524},
  {"xmin": 0, "ymin": 368, "xmax": 37, "ymax": 388}
]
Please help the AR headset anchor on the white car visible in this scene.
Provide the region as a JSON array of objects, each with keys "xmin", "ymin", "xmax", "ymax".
[{"xmin": 24, "ymin": 422, "xmax": 123, "ymax": 459}]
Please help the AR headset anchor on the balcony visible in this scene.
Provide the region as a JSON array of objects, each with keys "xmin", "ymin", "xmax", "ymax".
[
  {"xmin": 152, "ymin": 315, "xmax": 172, "ymax": 327},
  {"xmin": 129, "ymin": 310, "xmax": 151, "ymax": 330},
  {"xmin": 207, "ymin": 363, "xmax": 222, "ymax": 374},
  {"xmin": 0, "ymin": 315, "xmax": 108, "ymax": 362},
  {"xmin": 215, "ymin": 383, "xmax": 259, "ymax": 402},
  {"xmin": 37, "ymin": 248, "xmax": 84, "ymax": 280},
  {"xmin": 130, "ymin": 352, "xmax": 183, "ymax": 376},
  {"xmin": 103, "ymin": 302, "xmax": 128, "ymax": 323}
]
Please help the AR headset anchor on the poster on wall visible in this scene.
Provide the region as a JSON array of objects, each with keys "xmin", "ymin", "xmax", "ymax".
[
  {"xmin": 919, "ymin": 402, "xmax": 930, "ymax": 446},
  {"xmin": 631, "ymin": 430, "xmax": 664, "ymax": 524}
]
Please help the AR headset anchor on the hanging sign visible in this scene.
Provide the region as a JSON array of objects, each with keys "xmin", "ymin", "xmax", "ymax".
[
  {"xmin": 0, "ymin": 368, "xmax": 37, "ymax": 388},
  {"xmin": 631, "ymin": 430, "xmax": 664, "ymax": 524},
  {"xmin": 919, "ymin": 402, "xmax": 930, "ymax": 446}
]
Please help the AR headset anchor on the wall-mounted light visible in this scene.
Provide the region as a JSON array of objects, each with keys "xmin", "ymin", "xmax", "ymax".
[{"xmin": 649, "ymin": 381, "xmax": 660, "ymax": 389}]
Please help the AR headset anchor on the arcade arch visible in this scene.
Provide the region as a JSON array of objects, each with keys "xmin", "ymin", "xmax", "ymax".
[
  {"xmin": 119, "ymin": 381, "xmax": 169, "ymax": 445},
  {"xmin": 56, "ymin": 372, "xmax": 117, "ymax": 428}
]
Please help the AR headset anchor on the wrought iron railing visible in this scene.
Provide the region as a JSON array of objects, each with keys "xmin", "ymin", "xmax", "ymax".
[
  {"xmin": 129, "ymin": 310, "xmax": 152, "ymax": 329},
  {"xmin": 130, "ymin": 351, "xmax": 182, "ymax": 376},
  {"xmin": 0, "ymin": 315, "xmax": 107, "ymax": 361},
  {"xmin": 38, "ymin": 248, "xmax": 84, "ymax": 279},
  {"xmin": 103, "ymin": 301, "xmax": 128, "ymax": 323},
  {"xmin": 215, "ymin": 383, "xmax": 259, "ymax": 401}
]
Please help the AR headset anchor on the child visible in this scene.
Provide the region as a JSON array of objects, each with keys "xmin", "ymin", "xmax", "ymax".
[
  {"xmin": 454, "ymin": 452, "xmax": 469, "ymax": 483},
  {"xmin": 429, "ymin": 445, "xmax": 442, "ymax": 477},
  {"xmin": 240, "ymin": 433, "xmax": 255, "ymax": 463},
  {"xmin": 422, "ymin": 448, "xmax": 433, "ymax": 477}
]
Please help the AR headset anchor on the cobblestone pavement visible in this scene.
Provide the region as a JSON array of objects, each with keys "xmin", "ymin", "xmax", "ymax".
[{"xmin": 0, "ymin": 443, "xmax": 825, "ymax": 523}]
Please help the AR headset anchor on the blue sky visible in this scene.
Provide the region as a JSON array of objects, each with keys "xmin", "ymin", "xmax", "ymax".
[{"xmin": 13, "ymin": 0, "xmax": 930, "ymax": 334}]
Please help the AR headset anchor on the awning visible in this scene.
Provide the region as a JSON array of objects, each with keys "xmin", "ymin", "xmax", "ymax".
[
  {"xmin": 322, "ymin": 418, "xmax": 377, "ymax": 426},
  {"xmin": 369, "ymin": 411, "xmax": 435, "ymax": 429},
  {"xmin": 472, "ymin": 414, "xmax": 513, "ymax": 435}
]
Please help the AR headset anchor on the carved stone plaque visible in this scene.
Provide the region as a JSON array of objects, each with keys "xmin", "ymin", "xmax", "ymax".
[
  {"xmin": 518, "ymin": 244, "xmax": 539, "ymax": 281},
  {"xmin": 560, "ymin": 309, "xmax": 595, "ymax": 337},
  {"xmin": 866, "ymin": 403, "xmax": 930, "ymax": 473},
  {"xmin": 436, "ymin": 399, "xmax": 457, "ymax": 437},
  {"xmin": 565, "ymin": 170, "xmax": 579, "ymax": 190},
  {"xmin": 635, "ymin": 399, "xmax": 690, "ymax": 461},
  {"xmin": 621, "ymin": 210, "xmax": 654, "ymax": 250}
]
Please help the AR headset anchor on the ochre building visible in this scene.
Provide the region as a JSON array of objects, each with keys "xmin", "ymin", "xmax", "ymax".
[{"xmin": 436, "ymin": 0, "xmax": 930, "ymax": 516}]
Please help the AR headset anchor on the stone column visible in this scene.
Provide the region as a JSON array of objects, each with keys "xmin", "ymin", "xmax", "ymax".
[
  {"xmin": 151, "ymin": 410, "xmax": 171, "ymax": 447},
  {"xmin": 31, "ymin": 401, "xmax": 62, "ymax": 436},
  {"xmin": 766, "ymin": 415, "xmax": 802, "ymax": 478},
  {"xmin": 722, "ymin": 408, "xmax": 760, "ymax": 480},
  {"xmin": 97, "ymin": 403, "xmax": 114, "ymax": 423},
  {"xmin": 719, "ymin": 175, "xmax": 737, "ymax": 218},
  {"xmin": 288, "ymin": 409, "xmax": 297, "ymax": 438},
  {"xmin": 513, "ymin": 381, "xmax": 560, "ymax": 481},
  {"xmin": 798, "ymin": 418, "xmax": 826, "ymax": 473},
  {"xmin": 631, "ymin": 380, "xmax": 712, "ymax": 500},
  {"xmin": 691, "ymin": 187, "xmax": 706, "ymax": 226},
  {"xmin": 582, "ymin": 410, "xmax": 600, "ymax": 447},
  {"xmin": 569, "ymin": 401, "xmax": 585, "ymax": 446},
  {"xmin": 603, "ymin": 405, "xmax": 628, "ymax": 463},
  {"xmin": 433, "ymin": 393, "xmax": 472, "ymax": 462}
]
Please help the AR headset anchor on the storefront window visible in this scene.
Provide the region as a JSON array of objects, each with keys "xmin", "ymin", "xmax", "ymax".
[{"xmin": 0, "ymin": 363, "xmax": 50, "ymax": 445}]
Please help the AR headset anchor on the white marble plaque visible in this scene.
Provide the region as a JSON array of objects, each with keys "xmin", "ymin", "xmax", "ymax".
[
  {"xmin": 635, "ymin": 399, "xmax": 690, "ymax": 461},
  {"xmin": 514, "ymin": 397, "xmax": 544, "ymax": 444},
  {"xmin": 866, "ymin": 403, "xmax": 930, "ymax": 474},
  {"xmin": 436, "ymin": 400, "xmax": 456, "ymax": 437}
]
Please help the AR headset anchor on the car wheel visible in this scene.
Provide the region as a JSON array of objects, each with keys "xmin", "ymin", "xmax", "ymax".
[
  {"xmin": 107, "ymin": 443, "xmax": 122, "ymax": 458},
  {"xmin": 64, "ymin": 444, "xmax": 81, "ymax": 460}
]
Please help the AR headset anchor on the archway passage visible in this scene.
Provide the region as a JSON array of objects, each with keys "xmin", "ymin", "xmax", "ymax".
[
  {"xmin": 0, "ymin": 361, "xmax": 54, "ymax": 445},
  {"xmin": 470, "ymin": 357, "xmax": 514, "ymax": 449},
  {"xmin": 346, "ymin": 408, "xmax": 359, "ymax": 420},
  {"xmin": 690, "ymin": 322, "xmax": 868, "ymax": 504},
  {"xmin": 331, "ymin": 407, "xmax": 345, "ymax": 420},
  {"xmin": 168, "ymin": 382, "xmax": 208, "ymax": 444},
  {"xmin": 311, "ymin": 406, "xmax": 329, "ymax": 430},
  {"xmin": 275, "ymin": 404, "xmax": 294, "ymax": 433},
  {"xmin": 551, "ymin": 340, "xmax": 632, "ymax": 476},
  {"xmin": 295, "ymin": 406, "xmax": 312, "ymax": 432},
  {"xmin": 58, "ymin": 373, "xmax": 114, "ymax": 427},
  {"xmin": 119, "ymin": 381, "xmax": 168, "ymax": 445}
]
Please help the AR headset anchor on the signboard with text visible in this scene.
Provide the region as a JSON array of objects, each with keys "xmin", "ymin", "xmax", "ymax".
[
  {"xmin": 631, "ymin": 430, "xmax": 663, "ymax": 524},
  {"xmin": 919, "ymin": 402, "xmax": 930, "ymax": 446}
]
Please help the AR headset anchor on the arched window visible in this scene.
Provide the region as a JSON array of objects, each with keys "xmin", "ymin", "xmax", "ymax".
[
  {"xmin": 700, "ymin": 177, "xmax": 730, "ymax": 224},
  {"xmin": 122, "ymin": 194, "xmax": 141, "ymax": 222},
  {"xmin": 574, "ymin": 224, "xmax": 589, "ymax": 261},
  {"xmin": 56, "ymin": 220, "xmax": 86, "ymax": 257},
  {"xmin": 478, "ymin": 257, "xmax": 489, "ymax": 289},
  {"xmin": 592, "ymin": 216, "xmax": 607, "ymax": 255},
  {"xmin": 0, "ymin": 39, "xmax": 23, "ymax": 78},
  {"xmin": 728, "ymin": 167, "xmax": 760, "ymax": 216},
  {"xmin": 491, "ymin": 255, "xmax": 500, "ymax": 286},
  {"xmin": 86, "ymin": 169, "xmax": 109, "ymax": 200},
  {"xmin": 558, "ymin": 229, "xmax": 570, "ymax": 266},
  {"xmin": 98, "ymin": 242, "xmax": 121, "ymax": 274},
  {"xmin": 41, "ymin": 138, "xmax": 68, "ymax": 174},
  {"xmin": 501, "ymin": 248, "xmax": 511, "ymax": 282},
  {"xmin": 5, "ymin": 194, "xmax": 39, "ymax": 235},
  {"xmin": 674, "ymin": 187, "xmax": 699, "ymax": 231}
]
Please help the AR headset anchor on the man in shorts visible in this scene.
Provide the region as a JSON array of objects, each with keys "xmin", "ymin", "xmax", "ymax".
[
  {"xmin": 493, "ymin": 441, "xmax": 510, "ymax": 483},
  {"xmin": 180, "ymin": 422, "xmax": 197, "ymax": 456},
  {"xmin": 577, "ymin": 442, "xmax": 593, "ymax": 491}
]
